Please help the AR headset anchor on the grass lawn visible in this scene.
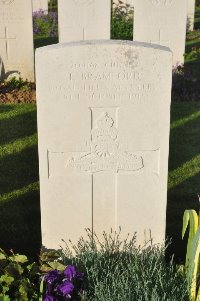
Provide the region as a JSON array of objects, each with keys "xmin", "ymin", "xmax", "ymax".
[
  {"xmin": 0, "ymin": 7, "xmax": 200, "ymax": 261},
  {"xmin": 166, "ymin": 6, "xmax": 200, "ymax": 261},
  {"xmin": 0, "ymin": 105, "xmax": 41, "ymax": 258}
]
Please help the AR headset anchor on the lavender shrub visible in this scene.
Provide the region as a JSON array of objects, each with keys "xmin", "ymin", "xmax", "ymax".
[
  {"xmin": 172, "ymin": 65, "xmax": 200, "ymax": 102},
  {"xmin": 33, "ymin": 10, "xmax": 58, "ymax": 37}
]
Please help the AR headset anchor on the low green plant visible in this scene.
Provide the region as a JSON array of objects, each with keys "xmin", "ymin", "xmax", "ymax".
[
  {"xmin": 48, "ymin": 0, "xmax": 57, "ymax": 12},
  {"xmin": 111, "ymin": 1, "xmax": 133, "ymax": 40},
  {"xmin": 60, "ymin": 229, "xmax": 189, "ymax": 301},
  {"xmin": 5, "ymin": 77, "xmax": 31, "ymax": 92},
  {"xmin": 187, "ymin": 29, "xmax": 200, "ymax": 41},
  {"xmin": 185, "ymin": 48, "xmax": 200, "ymax": 62},
  {"xmin": 33, "ymin": 10, "xmax": 58, "ymax": 37},
  {"xmin": 0, "ymin": 248, "xmax": 39, "ymax": 300},
  {"xmin": 182, "ymin": 198, "xmax": 200, "ymax": 301}
]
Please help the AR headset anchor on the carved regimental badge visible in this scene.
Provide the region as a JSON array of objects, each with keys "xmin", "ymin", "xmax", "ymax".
[
  {"xmin": 67, "ymin": 113, "xmax": 144, "ymax": 173},
  {"xmin": 0, "ymin": 0, "xmax": 14, "ymax": 4},
  {"xmin": 150, "ymin": 0, "xmax": 173, "ymax": 6}
]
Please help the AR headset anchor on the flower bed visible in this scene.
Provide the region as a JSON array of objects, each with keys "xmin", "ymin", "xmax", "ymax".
[{"xmin": 0, "ymin": 230, "xmax": 189, "ymax": 301}]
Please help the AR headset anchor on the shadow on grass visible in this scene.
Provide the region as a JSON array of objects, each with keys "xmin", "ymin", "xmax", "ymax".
[
  {"xmin": 170, "ymin": 102, "xmax": 200, "ymax": 123},
  {"xmin": 0, "ymin": 109, "xmax": 37, "ymax": 146},
  {"xmin": 34, "ymin": 36, "xmax": 58, "ymax": 49},
  {"xmin": 0, "ymin": 146, "xmax": 39, "ymax": 195},
  {"xmin": 185, "ymin": 40, "xmax": 200, "ymax": 54},
  {"xmin": 0, "ymin": 105, "xmax": 15, "ymax": 114},
  {"xmin": 166, "ymin": 173, "xmax": 199, "ymax": 263},
  {"xmin": 169, "ymin": 103, "xmax": 200, "ymax": 171},
  {"xmin": 0, "ymin": 105, "xmax": 41, "ymax": 258},
  {"xmin": 194, "ymin": 6, "xmax": 200, "ymax": 30},
  {"xmin": 0, "ymin": 190, "xmax": 41, "ymax": 259},
  {"xmin": 166, "ymin": 102, "xmax": 200, "ymax": 262}
]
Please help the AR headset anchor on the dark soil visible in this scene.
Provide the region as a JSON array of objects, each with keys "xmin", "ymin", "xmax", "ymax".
[{"xmin": 0, "ymin": 82, "xmax": 36, "ymax": 104}]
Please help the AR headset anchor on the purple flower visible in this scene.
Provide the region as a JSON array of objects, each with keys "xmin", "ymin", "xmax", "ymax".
[
  {"xmin": 43, "ymin": 294, "xmax": 58, "ymax": 301},
  {"xmin": 44, "ymin": 270, "xmax": 60, "ymax": 294},
  {"xmin": 64, "ymin": 265, "xmax": 76, "ymax": 281},
  {"xmin": 64, "ymin": 265, "xmax": 84, "ymax": 281},
  {"xmin": 57, "ymin": 281, "xmax": 74, "ymax": 297}
]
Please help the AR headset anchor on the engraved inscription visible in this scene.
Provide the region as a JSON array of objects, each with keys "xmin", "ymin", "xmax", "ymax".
[
  {"xmin": 67, "ymin": 112, "xmax": 144, "ymax": 173},
  {"xmin": 0, "ymin": 6, "xmax": 24, "ymax": 23},
  {"xmin": 150, "ymin": 0, "xmax": 173, "ymax": 6},
  {"xmin": 48, "ymin": 56, "xmax": 156, "ymax": 105}
]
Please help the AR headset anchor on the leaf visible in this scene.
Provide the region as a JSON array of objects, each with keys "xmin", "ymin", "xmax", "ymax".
[
  {"xmin": 182, "ymin": 210, "xmax": 199, "ymax": 269},
  {"xmin": 196, "ymin": 285, "xmax": 200, "ymax": 301},
  {"xmin": 40, "ymin": 251, "xmax": 60, "ymax": 263},
  {"xmin": 0, "ymin": 275, "xmax": 14, "ymax": 286},
  {"xmin": 0, "ymin": 296, "xmax": 11, "ymax": 301},
  {"xmin": 40, "ymin": 261, "xmax": 66, "ymax": 273},
  {"xmin": 39, "ymin": 277, "xmax": 44, "ymax": 301},
  {"xmin": 9, "ymin": 254, "xmax": 28, "ymax": 264},
  {"xmin": 27, "ymin": 262, "xmax": 39, "ymax": 275},
  {"xmin": 0, "ymin": 249, "xmax": 6, "ymax": 256},
  {"xmin": 0, "ymin": 283, "xmax": 9, "ymax": 296},
  {"xmin": 40, "ymin": 264, "xmax": 53, "ymax": 273},
  {"xmin": 182, "ymin": 210, "xmax": 190, "ymax": 239},
  {"xmin": 48, "ymin": 262, "xmax": 66, "ymax": 271},
  {"xmin": 0, "ymin": 254, "xmax": 6, "ymax": 261},
  {"xmin": 5, "ymin": 263, "xmax": 23, "ymax": 277},
  {"xmin": 187, "ymin": 227, "xmax": 200, "ymax": 301},
  {"xmin": 19, "ymin": 284, "xmax": 28, "ymax": 301}
]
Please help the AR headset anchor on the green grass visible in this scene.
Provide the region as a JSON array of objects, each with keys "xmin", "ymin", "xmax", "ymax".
[
  {"xmin": 194, "ymin": 5, "xmax": 200, "ymax": 30},
  {"xmin": 0, "ymin": 105, "xmax": 41, "ymax": 258},
  {"xmin": 185, "ymin": 7, "xmax": 200, "ymax": 82},
  {"xmin": 34, "ymin": 36, "xmax": 58, "ymax": 49},
  {"xmin": 166, "ymin": 102, "xmax": 200, "ymax": 262}
]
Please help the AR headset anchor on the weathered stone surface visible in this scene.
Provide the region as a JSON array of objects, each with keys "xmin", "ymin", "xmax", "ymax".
[
  {"xmin": 32, "ymin": 0, "xmax": 48, "ymax": 13},
  {"xmin": 134, "ymin": 0, "xmax": 187, "ymax": 66},
  {"xmin": 187, "ymin": 0, "xmax": 196, "ymax": 31},
  {"xmin": 0, "ymin": 0, "xmax": 34, "ymax": 81},
  {"xmin": 58, "ymin": 0, "xmax": 111, "ymax": 42},
  {"xmin": 36, "ymin": 40, "xmax": 172, "ymax": 249}
]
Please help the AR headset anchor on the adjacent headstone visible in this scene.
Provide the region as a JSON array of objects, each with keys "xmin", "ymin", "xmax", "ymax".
[
  {"xmin": 58, "ymin": 0, "xmax": 111, "ymax": 42},
  {"xmin": 187, "ymin": 0, "xmax": 196, "ymax": 31},
  {"xmin": 134, "ymin": 0, "xmax": 187, "ymax": 66},
  {"xmin": 113, "ymin": 0, "xmax": 134, "ymax": 6},
  {"xmin": 36, "ymin": 40, "xmax": 172, "ymax": 249},
  {"xmin": 0, "ymin": 0, "xmax": 34, "ymax": 81},
  {"xmin": 32, "ymin": 0, "xmax": 48, "ymax": 13}
]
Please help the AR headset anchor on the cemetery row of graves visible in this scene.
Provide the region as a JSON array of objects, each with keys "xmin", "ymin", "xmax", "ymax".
[{"xmin": 0, "ymin": 0, "xmax": 200, "ymax": 300}]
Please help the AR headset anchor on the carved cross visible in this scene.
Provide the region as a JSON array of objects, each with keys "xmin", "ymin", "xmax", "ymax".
[
  {"xmin": 150, "ymin": 29, "xmax": 170, "ymax": 48},
  {"xmin": 48, "ymin": 108, "xmax": 160, "ymax": 231},
  {"xmin": 0, "ymin": 27, "xmax": 16, "ymax": 60}
]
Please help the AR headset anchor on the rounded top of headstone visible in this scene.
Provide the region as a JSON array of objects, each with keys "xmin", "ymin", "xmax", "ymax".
[
  {"xmin": 150, "ymin": 0, "xmax": 173, "ymax": 6},
  {"xmin": 0, "ymin": 0, "xmax": 14, "ymax": 4}
]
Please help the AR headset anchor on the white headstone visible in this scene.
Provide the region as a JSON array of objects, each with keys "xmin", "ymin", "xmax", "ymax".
[
  {"xmin": 32, "ymin": 0, "xmax": 48, "ymax": 13},
  {"xmin": 134, "ymin": 0, "xmax": 187, "ymax": 66},
  {"xmin": 0, "ymin": 0, "xmax": 34, "ymax": 81},
  {"xmin": 113, "ymin": 0, "xmax": 134, "ymax": 6},
  {"xmin": 187, "ymin": 0, "xmax": 196, "ymax": 31},
  {"xmin": 58, "ymin": 0, "xmax": 111, "ymax": 42},
  {"xmin": 36, "ymin": 40, "xmax": 172, "ymax": 249}
]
